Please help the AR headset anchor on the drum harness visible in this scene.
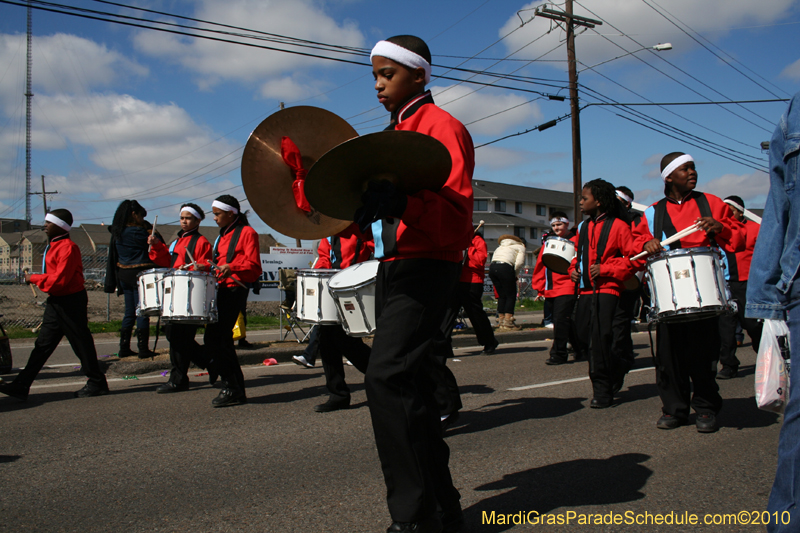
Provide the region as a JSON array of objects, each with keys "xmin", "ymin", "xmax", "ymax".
[{"xmin": 646, "ymin": 193, "xmax": 716, "ymax": 360}]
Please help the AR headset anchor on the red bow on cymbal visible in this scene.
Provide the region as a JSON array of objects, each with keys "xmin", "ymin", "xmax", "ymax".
[{"xmin": 281, "ymin": 136, "xmax": 311, "ymax": 213}]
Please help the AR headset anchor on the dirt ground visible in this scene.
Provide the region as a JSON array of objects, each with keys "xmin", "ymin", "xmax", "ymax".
[{"xmin": 0, "ymin": 282, "xmax": 280, "ymax": 328}]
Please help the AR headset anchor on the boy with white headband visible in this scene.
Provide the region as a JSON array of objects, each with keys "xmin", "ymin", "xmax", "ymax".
[
  {"xmin": 632, "ymin": 152, "xmax": 745, "ymax": 433},
  {"xmin": 717, "ymin": 195, "xmax": 762, "ymax": 380},
  {"xmin": 147, "ymin": 202, "xmax": 216, "ymax": 393},
  {"xmin": 356, "ymin": 35, "xmax": 473, "ymax": 533},
  {"xmin": 0, "ymin": 209, "xmax": 109, "ymax": 401}
]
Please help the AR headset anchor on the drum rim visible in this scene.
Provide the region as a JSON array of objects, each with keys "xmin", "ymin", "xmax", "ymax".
[
  {"xmin": 328, "ymin": 260, "xmax": 380, "ymax": 289},
  {"xmin": 544, "ymin": 236, "xmax": 575, "ymax": 246},
  {"xmin": 164, "ymin": 270, "xmax": 214, "ymax": 278},
  {"xmin": 297, "ymin": 268, "xmax": 339, "ymax": 277},
  {"xmin": 137, "ymin": 267, "xmax": 172, "ymax": 278},
  {"xmin": 647, "ymin": 246, "xmax": 721, "ymax": 262}
]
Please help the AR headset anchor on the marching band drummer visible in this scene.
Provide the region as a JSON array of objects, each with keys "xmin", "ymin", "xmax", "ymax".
[
  {"xmin": 531, "ymin": 211, "xmax": 579, "ymax": 365},
  {"xmin": 201, "ymin": 195, "xmax": 262, "ymax": 408},
  {"xmin": 147, "ymin": 203, "xmax": 216, "ymax": 394},
  {"xmin": 354, "ymin": 35, "xmax": 473, "ymax": 533},
  {"xmin": 632, "ymin": 152, "xmax": 745, "ymax": 433},
  {"xmin": 312, "ymin": 223, "xmax": 374, "ymax": 413}
]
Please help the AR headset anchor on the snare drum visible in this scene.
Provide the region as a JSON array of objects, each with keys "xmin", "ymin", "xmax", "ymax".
[
  {"xmin": 161, "ymin": 270, "xmax": 218, "ymax": 324},
  {"xmin": 136, "ymin": 268, "xmax": 170, "ymax": 317},
  {"xmin": 646, "ymin": 247, "xmax": 732, "ymax": 323},
  {"xmin": 297, "ymin": 269, "xmax": 340, "ymax": 325},
  {"xmin": 327, "ymin": 260, "xmax": 380, "ymax": 337},
  {"xmin": 541, "ymin": 237, "xmax": 575, "ymax": 275}
]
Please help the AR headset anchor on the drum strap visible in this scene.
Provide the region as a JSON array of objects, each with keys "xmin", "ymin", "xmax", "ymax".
[
  {"xmin": 577, "ymin": 217, "xmax": 615, "ymax": 289},
  {"xmin": 653, "ymin": 192, "xmax": 713, "ymax": 249}
]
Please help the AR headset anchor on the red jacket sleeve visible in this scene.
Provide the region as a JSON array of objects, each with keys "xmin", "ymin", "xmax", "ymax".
[
  {"xmin": 192, "ymin": 238, "xmax": 212, "ymax": 270},
  {"xmin": 29, "ymin": 241, "xmax": 83, "ymax": 296},
  {"xmin": 227, "ymin": 227, "xmax": 262, "ymax": 284},
  {"xmin": 148, "ymin": 239, "xmax": 171, "ymax": 268},
  {"xmin": 316, "ymin": 239, "xmax": 332, "ymax": 269},
  {"xmin": 709, "ymin": 195, "xmax": 746, "ymax": 253},
  {"xmin": 598, "ymin": 219, "xmax": 636, "ymax": 280},
  {"xmin": 465, "ymin": 235, "xmax": 487, "ymax": 271}
]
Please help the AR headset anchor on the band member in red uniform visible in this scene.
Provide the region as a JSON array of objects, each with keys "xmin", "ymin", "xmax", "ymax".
[
  {"xmin": 717, "ymin": 195, "xmax": 762, "ymax": 379},
  {"xmin": 202, "ymin": 195, "xmax": 262, "ymax": 407},
  {"xmin": 633, "ymin": 152, "xmax": 745, "ymax": 432},
  {"xmin": 147, "ymin": 203, "xmax": 214, "ymax": 393},
  {"xmin": 532, "ymin": 211, "xmax": 579, "ymax": 365},
  {"xmin": 312, "ymin": 223, "xmax": 373, "ymax": 412},
  {"xmin": 614, "ymin": 186, "xmax": 644, "ymax": 373},
  {"xmin": 354, "ymin": 35, "xmax": 472, "ymax": 533},
  {"xmin": 0, "ymin": 209, "xmax": 109, "ymax": 401},
  {"xmin": 569, "ymin": 180, "xmax": 638, "ymax": 409}
]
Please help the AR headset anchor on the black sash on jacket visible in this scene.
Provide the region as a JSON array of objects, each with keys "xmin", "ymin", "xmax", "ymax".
[{"xmin": 577, "ymin": 217, "xmax": 615, "ymax": 289}]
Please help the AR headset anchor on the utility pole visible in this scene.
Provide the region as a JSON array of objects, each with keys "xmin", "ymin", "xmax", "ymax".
[
  {"xmin": 534, "ymin": 2, "xmax": 601, "ymax": 223},
  {"xmin": 25, "ymin": 0, "xmax": 33, "ymax": 225},
  {"xmin": 32, "ymin": 175, "xmax": 58, "ymax": 219}
]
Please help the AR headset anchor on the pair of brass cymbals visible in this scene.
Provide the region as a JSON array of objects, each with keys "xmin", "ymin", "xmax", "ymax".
[{"xmin": 241, "ymin": 106, "xmax": 451, "ymax": 240}]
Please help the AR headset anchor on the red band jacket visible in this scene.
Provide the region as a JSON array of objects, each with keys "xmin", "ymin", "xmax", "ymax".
[
  {"xmin": 149, "ymin": 228, "xmax": 212, "ymax": 270},
  {"xmin": 459, "ymin": 233, "xmax": 488, "ymax": 284},
  {"xmin": 724, "ymin": 219, "xmax": 759, "ymax": 282},
  {"xmin": 370, "ymin": 91, "xmax": 474, "ymax": 263},
  {"xmin": 29, "ymin": 234, "xmax": 86, "ymax": 297},
  {"xmin": 212, "ymin": 221, "xmax": 262, "ymax": 289},
  {"xmin": 568, "ymin": 215, "xmax": 638, "ymax": 297},
  {"xmin": 531, "ymin": 234, "xmax": 578, "ymax": 298},
  {"xmin": 315, "ymin": 224, "xmax": 374, "ymax": 270}
]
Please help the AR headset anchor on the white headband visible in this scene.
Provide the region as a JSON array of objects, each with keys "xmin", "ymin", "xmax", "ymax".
[
  {"xmin": 660, "ymin": 154, "xmax": 694, "ymax": 182},
  {"xmin": 180, "ymin": 206, "xmax": 203, "ymax": 220},
  {"xmin": 616, "ymin": 190, "xmax": 633, "ymax": 204},
  {"xmin": 212, "ymin": 200, "xmax": 238, "ymax": 214},
  {"xmin": 723, "ymin": 198, "xmax": 745, "ymax": 214},
  {"xmin": 370, "ymin": 40, "xmax": 431, "ymax": 84},
  {"xmin": 45, "ymin": 213, "xmax": 71, "ymax": 232},
  {"xmin": 550, "ymin": 217, "xmax": 570, "ymax": 225}
]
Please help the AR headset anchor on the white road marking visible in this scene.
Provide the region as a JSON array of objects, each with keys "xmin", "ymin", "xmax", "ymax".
[{"xmin": 508, "ymin": 366, "xmax": 654, "ymax": 391}]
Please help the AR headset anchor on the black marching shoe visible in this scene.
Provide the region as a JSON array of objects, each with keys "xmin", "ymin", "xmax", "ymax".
[
  {"xmin": 590, "ymin": 398, "xmax": 612, "ymax": 409},
  {"xmin": 656, "ymin": 414, "xmax": 687, "ymax": 430},
  {"xmin": 482, "ymin": 339, "xmax": 499, "ymax": 355},
  {"xmin": 212, "ymin": 388, "xmax": 246, "ymax": 407},
  {"xmin": 0, "ymin": 380, "xmax": 29, "ymax": 401},
  {"xmin": 156, "ymin": 381, "xmax": 189, "ymax": 394},
  {"xmin": 696, "ymin": 413, "xmax": 719, "ymax": 433},
  {"xmin": 74, "ymin": 383, "xmax": 109, "ymax": 398},
  {"xmin": 314, "ymin": 397, "xmax": 350, "ymax": 413},
  {"xmin": 716, "ymin": 366, "xmax": 738, "ymax": 380},
  {"xmin": 387, "ymin": 514, "xmax": 443, "ymax": 533},
  {"xmin": 545, "ymin": 356, "xmax": 568, "ymax": 365}
]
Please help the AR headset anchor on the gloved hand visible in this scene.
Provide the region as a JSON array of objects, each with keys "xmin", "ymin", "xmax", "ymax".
[{"xmin": 354, "ymin": 180, "xmax": 408, "ymax": 233}]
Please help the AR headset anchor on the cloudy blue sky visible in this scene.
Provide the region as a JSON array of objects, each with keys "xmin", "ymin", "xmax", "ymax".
[{"xmin": 1, "ymin": 0, "xmax": 798, "ymax": 242}]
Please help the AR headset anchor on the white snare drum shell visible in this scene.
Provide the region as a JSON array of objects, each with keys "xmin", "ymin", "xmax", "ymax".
[
  {"xmin": 328, "ymin": 261, "xmax": 380, "ymax": 337},
  {"xmin": 297, "ymin": 269, "xmax": 340, "ymax": 325},
  {"xmin": 136, "ymin": 268, "xmax": 170, "ymax": 317},
  {"xmin": 161, "ymin": 270, "xmax": 218, "ymax": 324},
  {"xmin": 541, "ymin": 237, "xmax": 575, "ymax": 275}
]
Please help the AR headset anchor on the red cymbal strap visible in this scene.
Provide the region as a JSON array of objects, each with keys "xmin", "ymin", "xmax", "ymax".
[{"xmin": 281, "ymin": 136, "xmax": 311, "ymax": 212}]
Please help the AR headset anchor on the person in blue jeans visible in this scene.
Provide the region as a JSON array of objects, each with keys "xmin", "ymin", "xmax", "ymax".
[{"xmin": 746, "ymin": 90, "xmax": 800, "ymax": 532}]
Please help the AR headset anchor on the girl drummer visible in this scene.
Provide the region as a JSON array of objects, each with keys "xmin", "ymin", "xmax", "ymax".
[
  {"xmin": 632, "ymin": 152, "xmax": 745, "ymax": 433},
  {"xmin": 147, "ymin": 203, "xmax": 214, "ymax": 393},
  {"xmin": 202, "ymin": 195, "xmax": 262, "ymax": 407}
]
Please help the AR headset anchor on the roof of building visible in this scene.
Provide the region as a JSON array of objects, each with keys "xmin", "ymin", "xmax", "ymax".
[
  {"xmin": 473, "ymin": 212, "xmax": 551, "ymax": 229},
  {"xmin": 472, "ymin": 180, "xmax": 573, "ymax": 207}
]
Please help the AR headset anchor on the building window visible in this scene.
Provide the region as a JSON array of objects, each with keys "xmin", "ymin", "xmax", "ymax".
[
  {"xmin": 496, "ymin": 200, "xmax": 506, "ymax": 212},
  {"xmin": 536, "ymin": 205, "xmax": 546, "ymax": 216},
  {"xmin": 514, "ymin": 226, "xmax": 525, "ymax": 240},
  {"xmin": 474, "ymin": 199, "xmax": 488, "ymax": 211},
  {"xmin": 529, "ymin": 228, "xmax": 537, "ymax": 240},
  {"xmin": 515, "ymin": 202, "xmax": 523, "ymax": 214}
]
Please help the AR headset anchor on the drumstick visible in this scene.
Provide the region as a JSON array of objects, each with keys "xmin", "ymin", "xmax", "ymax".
[
  {"xmin": 209, "ymin": 261, "xmax": 249, "ymax": 289},
  {"xmin": 474, "ymin": 220, "xmax": 485, "ymax": 234},
  {"xmin": 631, "ymin": 223, "xmax": 702, "ymax": 261},
  {"xmin": 148, "ymin": 215, "xmax": 158, "ymax": 253}
]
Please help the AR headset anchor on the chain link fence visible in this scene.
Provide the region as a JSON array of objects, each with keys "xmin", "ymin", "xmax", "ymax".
[{"xmin": 0, "ymin": 245, "xmax": 279, "ymax": 330}]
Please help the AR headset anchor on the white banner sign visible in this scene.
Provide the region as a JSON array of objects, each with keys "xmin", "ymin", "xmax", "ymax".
[{"xmin": 248, "ymin": 247, "xmax": 315, "ymax": 302}]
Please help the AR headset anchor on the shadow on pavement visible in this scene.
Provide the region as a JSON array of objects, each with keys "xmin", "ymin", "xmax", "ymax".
[
  {"xmin": 464, "ymin": 453, "xmax": 652, "ymax": 532},
  {"xmin": 447, "ymin": 396, "xmax": 586, "ymax": 437},
  {"xmin": 718, "ymin": 396, "xmax": 781, "ymax": 429}
]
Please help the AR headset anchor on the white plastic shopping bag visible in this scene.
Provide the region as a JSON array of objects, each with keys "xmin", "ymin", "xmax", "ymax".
[{"xmin": 754, "ymin": 319, "xmax": 791, "ymax": 413}]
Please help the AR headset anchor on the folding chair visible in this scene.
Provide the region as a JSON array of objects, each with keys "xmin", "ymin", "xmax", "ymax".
[{"xmin": 278, "ymin": 269, "xmax": 309, "ymax": 343}]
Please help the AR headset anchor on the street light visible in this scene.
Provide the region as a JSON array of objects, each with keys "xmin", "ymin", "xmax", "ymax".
[{"xmin": 578, "ymin": 43, "xmax": 672, "ymax": 72}]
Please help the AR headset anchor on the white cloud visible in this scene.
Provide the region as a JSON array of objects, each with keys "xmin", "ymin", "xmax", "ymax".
[
  {"xmin": 132, "ymin": 0, "xmax": 365, "ymax": 91},
  {"xmin": 259, "ymin": 75, "xmax": 326, "ymax": 100},
  {"xmin": 499, "ymin": 0, "xmax": 796, "ymax": 73},
  {"xmin": 432, "ymin": 84, "xmax": 543, "ymax": 136},
  {"xmin": 701, "ymin": 170, "xmax": 770, "ymax": 203},
  {"xmin": 0, "ymin": 33, "xmax": 147, "ymax": 105},
  {"xmin": 780, "ymin": 58, "xmax": 800, "ymax": 80}
]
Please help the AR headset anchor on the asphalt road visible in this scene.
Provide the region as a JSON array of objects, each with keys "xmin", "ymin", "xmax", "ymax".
[{"xmin": 0, "ymin": 332, "xmax": 782, "ymax": 532}]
